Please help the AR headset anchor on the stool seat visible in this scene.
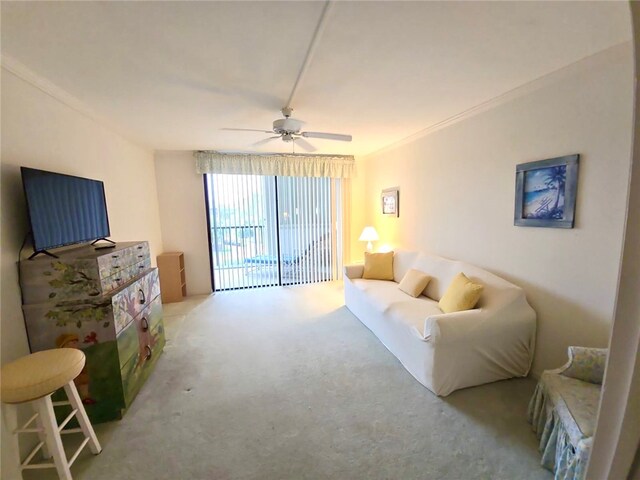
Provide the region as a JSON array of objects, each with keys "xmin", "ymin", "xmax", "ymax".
[{"xmin": 1, "ymin": 349, "xmax": 85, "ymax": 404}]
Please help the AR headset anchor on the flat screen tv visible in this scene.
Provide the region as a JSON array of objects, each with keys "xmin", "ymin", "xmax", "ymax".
[{"xmin": 21, "ymin": 167, "xmax": 111, "ymax": 254}]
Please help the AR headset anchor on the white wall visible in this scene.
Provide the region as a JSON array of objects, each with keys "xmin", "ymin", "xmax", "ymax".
[
  {"xmin": 588, "ymin": 5, "xmax": 640, "ymax": 477},
  {"xmin": 1, "ymin": 69, "xmax": 163, "ymax": 478},
  {"xmin": 360, "ymin": 43, "xmax": 634, "ymax": 375},
  {"xmin": 348, "ymin": 157, "xmax": 367, "ymax": 264},
  {"xmin": 154, "ymin": 151, "xmax": 212, "ymax": 295}
]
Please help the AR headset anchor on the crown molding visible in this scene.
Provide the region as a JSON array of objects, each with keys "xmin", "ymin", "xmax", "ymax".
[
  {"xmin": 0, "ymin": 54, "xmax": 151, "ymax": 151},
  {"xmin": 361, "ymin": 41, "xmax": 633, "ymax": 160},
  {"xmin": 2, "ymin": 39, "xmax": 631, "ymax": 159}
]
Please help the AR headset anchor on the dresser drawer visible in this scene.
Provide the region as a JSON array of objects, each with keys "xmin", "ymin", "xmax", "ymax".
[
  {"xmin": 97, "ymin": 242, "xmax": 150, "ymax": 280},
  {"xmin": 116, "ymin": 318, "xmax": 139, "ymax": 370},
  {"xmin": 120, "ymin": 320, "xmax": 165, "ymax": 407},
  {"xmin": 140, "ymin": 321, "xmax": 165, "ymax": 369},
  {"xmin": 115, "ymin": 294, "xmax": 163, "ymax": 369},
  {"xmin": 137, "ymin": 296, "xmax": 163, "ymax": 334},
  {"xmin": 112, "ymin": 279, "xmax": 142, "ymax": 335},
  {"xmin": 100, "ymin": 258, "xmax": 151, "ymax": 295},
  {"xmin": 139, "ymin": 268, "xmax": 161, "ymax": 311},
  {"xmin": 112, "ymin": 268, "xmax": 160, "ymax": 334}
]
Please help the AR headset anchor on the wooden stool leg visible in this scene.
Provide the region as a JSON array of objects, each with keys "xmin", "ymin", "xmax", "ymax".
[
  {"xmin": 63, "ymin": 382, "xmax": 101, "ymax": 454},
  {"xmin": 36, "ymin": 395, "xmax": 72, "ymax": 480},
  {"xmin": 34, "ymin": 409, "xmax": 52, "ymax": 459},
  {"xmin": 1, "ymin": 404, "xmax": 22, "ymax": 473}
]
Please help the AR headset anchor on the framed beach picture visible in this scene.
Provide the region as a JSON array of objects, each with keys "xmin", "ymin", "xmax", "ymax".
[
  {"xmin": 381, "ymin": 188, "xmax": 399, "ymax": 217},
  {"xmin": 514, "ymin": 154, "xmax": 579, "ymax": 228}
]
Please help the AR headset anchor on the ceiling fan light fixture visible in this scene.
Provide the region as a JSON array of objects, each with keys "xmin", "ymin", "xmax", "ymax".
[
  {"xmin": 223, "ymin": 107, "xmax": 352, "ymax": 149},
  {"xmin": 273, "ymin": 117, "xmax": 302, "ymax": 134}
]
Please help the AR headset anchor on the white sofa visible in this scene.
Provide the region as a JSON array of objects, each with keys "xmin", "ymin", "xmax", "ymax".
[{"xmin": 344, "ymin": 250, "xmax": 537, "ymax": 396}]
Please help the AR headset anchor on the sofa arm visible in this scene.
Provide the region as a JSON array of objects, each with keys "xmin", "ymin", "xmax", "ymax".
[
  {"xmin": 423, "ymin": 309, "xmax": 489, "ymax": 344},
  {"xmin": 344, "ymin": 264, "xmax": 364, "ymax": 280},
  {"xmin": 556, "ymin": 346, "xmax": 608, "ymax": 385}
]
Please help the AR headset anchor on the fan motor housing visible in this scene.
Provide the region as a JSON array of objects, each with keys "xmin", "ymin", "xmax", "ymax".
[{"xmin": 273, "ymin": 118, "xmax": 302, "ymax": 134}]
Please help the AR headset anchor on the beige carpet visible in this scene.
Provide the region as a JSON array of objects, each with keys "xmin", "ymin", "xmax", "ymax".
[{"xmin": 25, "ymin": 282, "xmax": 551, "ymax": 480}]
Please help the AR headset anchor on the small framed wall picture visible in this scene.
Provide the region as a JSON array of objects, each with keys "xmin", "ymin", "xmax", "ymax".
[
  {"xmin": 381, "ymin": 188, "xmax": 399, "ymax": 217},
  {"xmin": 514, "ymin": 154, "xmax": 579, "ymax": 228}
]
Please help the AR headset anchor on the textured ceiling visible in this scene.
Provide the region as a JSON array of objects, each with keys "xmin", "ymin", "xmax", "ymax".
[{"xmin": 1, "ymin": 1, "xmax": 632, "ymax": 155}]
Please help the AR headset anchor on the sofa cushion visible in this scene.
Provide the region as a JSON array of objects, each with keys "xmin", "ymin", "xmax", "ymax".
[
  {"xmin": 393, "ymin": 250, "xmax": 420, "ymax": 283},
  {"xmin": 412, "ymin": 253, "xmax": 457, "ymax": 300},
  {"xmin": 351, "ymin": 278, "xmax": 411, "ymax": 312},
  {"xmin": 562, "ymin": 347, "xmax": 607, "ymax": 385},
  {"xmin": 449, "ymin": 261, "xmax": 516, "ymax": 309},
  {"xmin": 439, "ymin": 273, "xmax": 484, "ymax": 313},
  {"xmin": 387, "ymin": 298, "xmax": 442, "ymax": 339},
  {"xmin": 363, "ymin": 252, "xmax": 394, "ymax": 280},
  {"xmin": 398, "ymin": 269, "xmax": 431, "ymax": 298},
  {"xmin": 541, "ymin": 371, "xmax": 601, "ymax": 442},
  {"xmin": 351, "ymin": 278, "xmax": 441, "ymax": 338}
]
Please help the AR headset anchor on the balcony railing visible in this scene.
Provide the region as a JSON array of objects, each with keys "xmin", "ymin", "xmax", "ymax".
[
  {"xmin": 211, "ymin": 225, "xmax": 264, "ymax": 269},
  {"xmin": 210, "ymin": 224, "xmax": 332, "ymax": 289}
]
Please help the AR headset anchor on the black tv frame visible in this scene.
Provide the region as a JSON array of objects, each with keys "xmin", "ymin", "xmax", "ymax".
[{"xmin": 20, "ymin": 167, "xmax": 113, "ymax": 259}]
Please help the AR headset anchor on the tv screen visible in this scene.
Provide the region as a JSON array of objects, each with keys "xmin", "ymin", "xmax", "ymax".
[{"xmin": 21, "ymin": 167, "xmax": 110, "ymax": 252}]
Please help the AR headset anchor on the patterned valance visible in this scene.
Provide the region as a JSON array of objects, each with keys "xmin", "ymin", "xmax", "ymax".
[{"xmin": 194, "ymin": 151, "xmax": 356, "ymax": 178}]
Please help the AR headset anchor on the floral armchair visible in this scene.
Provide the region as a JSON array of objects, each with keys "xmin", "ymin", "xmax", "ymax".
[{"xmin": 527, "ymin": 346, "xmax": 608, "ymax": 480}]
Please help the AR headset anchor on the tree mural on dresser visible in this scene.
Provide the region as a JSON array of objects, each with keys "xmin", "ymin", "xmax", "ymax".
[{"xmin": 43, "ymin": 261, "xmax": 112, "ymax": 329}]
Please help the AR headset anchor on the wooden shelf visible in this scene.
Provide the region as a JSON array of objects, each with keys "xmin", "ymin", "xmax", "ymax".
[{"xmin": 157, "ymin": 252, "xmax": 186, "ymax": 303}]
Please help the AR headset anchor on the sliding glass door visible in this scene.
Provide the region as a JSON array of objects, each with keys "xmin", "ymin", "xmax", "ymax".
[{"xmin": 204, "ymin": 174, "xmax": 342, "ymax": 291}]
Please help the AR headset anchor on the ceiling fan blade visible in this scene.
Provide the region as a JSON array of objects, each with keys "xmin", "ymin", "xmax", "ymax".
[
  {"xmin": 221, "ymin": 128, "xmax": 274, "ymax": 133},
  {"xmin": 252, "ymin": 136, "xmax": 281, "ymax": 147},
  {"xmin": 293, "ymin": 137, "xmax": 317, "ymax": 152},
  {"xmin": 301, "ymin": 131, "xmax": 352, "ymax": 142}
]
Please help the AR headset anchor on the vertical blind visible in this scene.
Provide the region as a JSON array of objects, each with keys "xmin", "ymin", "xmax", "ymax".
[
  {"xmin": 277, "ymin": 176, "xmax": 334, "ymax": 286},
  {"xmin": 205, "ymin": 174, "xmax": 344, "ymax": 291}
]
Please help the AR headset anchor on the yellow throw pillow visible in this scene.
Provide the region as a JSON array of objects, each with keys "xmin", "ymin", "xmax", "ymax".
[
  {"xmin": 439, "ymin": 272, "xmax": 484, "ymax": 313},
  {"xmin": 398, "ymin": 269, "xmax": 431, "ymax": 297},
  {"xmin": 362, "ymin": 251, "xmax": 394, "ymax": 280}
]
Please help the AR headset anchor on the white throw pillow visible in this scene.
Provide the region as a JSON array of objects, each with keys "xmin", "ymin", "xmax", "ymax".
[{"xmin": 398, "ymin": 269, "xmax": 431, "ymax": 298}]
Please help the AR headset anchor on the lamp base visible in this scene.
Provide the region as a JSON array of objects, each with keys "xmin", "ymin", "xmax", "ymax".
[{"xmin": 366, "ymin": 241, "xmax": 373, "ymax": 252}]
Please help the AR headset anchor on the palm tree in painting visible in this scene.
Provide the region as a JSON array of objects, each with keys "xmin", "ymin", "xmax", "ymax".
[{"xmin": 544, "ymin": 166, "xmax": 566, "ymax": 217}]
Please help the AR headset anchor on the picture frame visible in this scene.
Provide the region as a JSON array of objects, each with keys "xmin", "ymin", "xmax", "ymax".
[
  {"xmin": 514, "ymin": 154, "xmax": 579, "ymax": 229},
  {"xmin": 381, "ymin": 188, "xmax": 399, "ymax": 217}
]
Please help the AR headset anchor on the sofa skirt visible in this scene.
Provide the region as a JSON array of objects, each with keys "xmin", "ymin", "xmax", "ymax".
[{"xmin": 528, "ymin": 383, "xmax": 592, "ymax": 480}]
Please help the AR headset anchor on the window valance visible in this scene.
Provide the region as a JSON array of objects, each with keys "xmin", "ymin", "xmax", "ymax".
[{"xmin": 194, "ymin": 151, "xmax": 356, "ymax": 178}]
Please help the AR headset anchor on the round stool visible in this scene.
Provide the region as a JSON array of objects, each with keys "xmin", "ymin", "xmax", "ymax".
[{"xmin": 1, "ymin": 349, "xmax": 102, "ymax": 480}]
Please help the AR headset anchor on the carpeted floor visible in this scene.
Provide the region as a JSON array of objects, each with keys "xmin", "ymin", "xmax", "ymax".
[{"xmin": 26, "ymin": 282, "xmax": 551, "ymax": 480}]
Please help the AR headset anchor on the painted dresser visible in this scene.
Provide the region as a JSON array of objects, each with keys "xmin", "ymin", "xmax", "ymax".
[{"xmin": 20, "ymin": 241, "xmax": 165, "ymax": 424}]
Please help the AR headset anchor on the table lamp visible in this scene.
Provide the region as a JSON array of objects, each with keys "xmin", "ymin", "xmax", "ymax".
[{"xmin": 359, "ymin": 226, "xmax": 379, "ymax": 252}]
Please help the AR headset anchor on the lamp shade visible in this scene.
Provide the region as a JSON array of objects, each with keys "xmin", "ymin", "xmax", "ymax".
[{"xmin": 359, "ymin": 226, "xmax": 379, "ymax": 242}]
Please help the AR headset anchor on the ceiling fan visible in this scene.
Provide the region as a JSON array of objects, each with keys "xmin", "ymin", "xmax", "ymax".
[{"xmin": 222, "ymin": 107, "xmax": 352, "ymax": 152}]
